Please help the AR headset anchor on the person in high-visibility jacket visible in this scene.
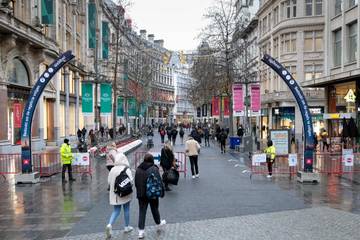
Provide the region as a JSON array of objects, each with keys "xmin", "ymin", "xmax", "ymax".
[
  {"xmin": 264, "ymin": 140, "xmax": 276, "ymax": 178},
  {"xmin": 60, "ymin": 138, "xmax": 75, "ymax": 182}
]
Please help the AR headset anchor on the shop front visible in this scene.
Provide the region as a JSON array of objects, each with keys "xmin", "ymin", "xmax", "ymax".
[
  {"xmin": 272, "ymin": 107, "xmax": 295, "ymax": 135},
  {"xmin": 309, "ymin": 106, "xmax": 325, "ymax": 136},
  {"xmin": 261, "ymin": 108, "xmax": 269, "ymax": 139}
]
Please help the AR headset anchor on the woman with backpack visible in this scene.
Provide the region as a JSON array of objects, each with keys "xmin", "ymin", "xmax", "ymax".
[
  {"xmin": 135, "ymin": 153, "xmax": 166, "ymax": 239},
  {"xmin": 106, "ymin": 152, "xmax": 134, "ymax": 238}
]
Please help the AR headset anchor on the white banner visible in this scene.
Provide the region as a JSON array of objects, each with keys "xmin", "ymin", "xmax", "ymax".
[
  {"xmin": 73, "ymin": 152, "xmax": 90, "ymax": 166},
  {"xmin": 344, "ymin": 154, "xmax": 354, "ymax": 167},
  {"xmin": 252, "ymin": 154, "xmax": 266, "ymax": 166},
  {"xmin": 288, "ymin": 154, "xmax": 297, "ymax": 167}
]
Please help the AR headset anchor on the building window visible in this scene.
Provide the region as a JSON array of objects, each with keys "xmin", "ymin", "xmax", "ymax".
[
  {"xmin": 348, "ymin": 22, "xmax": 358, "ymax": 62},
  {"xmin": 282, "ymin": 0, "xmax": 297, "ymax": 19},
  {"xmin": 273, "ymin": 37, "xmax": 279, "ymax": 57},
  {"xmin": 315, "ymin": 31, "xmax": 323, "ymax": 51},
  {"xmin": 273, "ymin": 7, "xmax": 279, "ymax": 25},
  {"xmin": 304, "ymin": 32, "xmax": 313, "ymax": 51},
  {"xmin": 281, "ymin": 32, "xmax": 297, "ymax": 53},
  {"xmin": 305, "ymin": 0, "xmax": 313, "ymax": 16},
  {"xmin": 333, "ymin": 29, "xmax": 342, "ymax": 66},
  {"xmin": 335, "ymin": 0, "xmax": 343, "ymax": 15},
  {"xmin": 349, "ymin": 0, "xmax": 358, "ymax": 8},
  {"xmin": 315, "ymin": 0, "xmax": 323, "ymax": 15},
  {"xmin": 7, "ymin": 58, "xmax": 30, "ymax": 86},
  {"xmin": 305, "ymin": 64, "xmax": 323, "ymax": 81}
]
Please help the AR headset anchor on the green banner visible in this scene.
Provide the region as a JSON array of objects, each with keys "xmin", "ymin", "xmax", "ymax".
[
  {"xmin": 102, "ymin": 21, "xmax": 109, "ymax": 59},
  {"xmin": 88, "ymin": 2, "xmax": 96, "ymax": 49},
  {"xmin": 41, "ymin": 0, "xmax": 54, "ymax": 24},
  {"xmin": 117, "ymin": 97, "xmax": 124, "ymax": 117},
  {"xmin": 100, "ymin": 83, "xmax": 112, "ymax": 114},
  {"xmin": 81, "ymin": 83, "xmax": 93, "ymax": 114},
  {"xmin": 127, "ymin": 98, "xmax": 137, "ymax": 117}
]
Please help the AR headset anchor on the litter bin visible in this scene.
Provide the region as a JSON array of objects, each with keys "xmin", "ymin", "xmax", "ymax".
[{"xmin": 229, "ymin": 136, "xmax": 241, "ymax": 149}]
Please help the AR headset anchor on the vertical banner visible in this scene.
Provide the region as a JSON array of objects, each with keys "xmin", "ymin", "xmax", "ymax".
[
  {"xmin": 140, "ymin": 103, "xmax": 147, "ymax": 117},
  {"xmin": 82, "ymin": 83, "xmax": 93, "ymax": 114},
  {"xmin": 223, "ymin": 97, "xmax": 230, "ymax": 116},
  {"xmin": 88, "ymin": 2, "xmax": 96, "ymax": 49},
  {"xmin": 14, "ymin": 103, "xmax": 22, "ymax": 128},
  {"xmin": 128, "ymin": 98, "xmax": 137, "ymax": 117},
  {"xmin": 102, "ymin": 21, "xmax": 109, "ymax": 59},
  {"xmin": 41, "ymin": 0, "xmax": 54, "ymax": 24},
  {"xmin": 212, "ymin": 97, "xmax": 220, "ymax": 116},
  {"xmin": 233, "ymin": 83, "xmax": 244, "ymax": 116},
  {"xmin": 251, "ymin": 85, "xmax": 261, "ymax": 112},
  {"xmin": 100, "ymin": 83, "xmax": 112, "ymax": 115},
  {"xmin": 117, "ymin": 97, "xmax": 124, "ymax": 117}
]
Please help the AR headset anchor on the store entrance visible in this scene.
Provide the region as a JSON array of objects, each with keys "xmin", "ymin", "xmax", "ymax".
[{"xmin": 44, "ymin": 99, "xmax": 55, "ymax": 142}]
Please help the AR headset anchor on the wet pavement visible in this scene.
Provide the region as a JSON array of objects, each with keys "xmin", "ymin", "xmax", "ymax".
[{"xmin": 0, "ymin": 133, "xmax": 360, "ymax": 239}]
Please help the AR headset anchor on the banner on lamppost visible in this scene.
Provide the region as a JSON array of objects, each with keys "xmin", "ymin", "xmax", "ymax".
[
  {"xmin": 100, "ymin": 83, "xmax": 112, "ymax": 115},
  {"xmin": 233, "ymin": 83, "xmax": 244, "ymax": 116},
  {"xmin": 211, "ymin": 97, "xmax": 220, "ymax": 116},
  {"xmin": 223, "ymin": 97, "xmax": 230, "ymax": 116},
  {"xmin": 117, "ymin": 97, "xmax": 124, "ymax": 117},
  {"xmin": 88, "ymin": 2, "xmax": 96, "ymax": 49},
  {"xmin": 251, "ymin": 84, "xmax": 261, "ymax": 112},
  {"xmin": 81, "ymin": 83, "xmax": 93, "ymax": 114},
  {"xmin": 128, "ymin": 98, "xmax": 137, "ymax": 117},
  {"xmin": 102, "ymin": 21, "xmax": 109, "ymax": 59},
  {"xmin": 41, "ymin": 0, "xmax": 54, "ymax": 24}
]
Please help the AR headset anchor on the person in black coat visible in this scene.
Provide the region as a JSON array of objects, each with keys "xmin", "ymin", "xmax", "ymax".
[
  {"xmin": 135, "ymin": 154, "xmax": 166, "ymax": 238},
  {"xmin": 179, "ymin": 127, "xmax": 185, "ymax": 144},
  {"xmin": 204, "ymin": 128, "xmax": 210, "ymax": 147},
  {"xmin": 219, "ymin": 129, "xmax": 228, "ymax": 154},
  {"xmin": 191, "ymin": 128, "xmax": 202, "ymax": 144},
  {"xmin": 160, "ymin": 141, "xmax": 175, "ymax": 191},
  {"xmin": 171, "ymin": 127, "xmax": 178, "ymax": 145},
  {"xmin": 166, "ymin": 126, "xmax": 172, "ymax": 141}
]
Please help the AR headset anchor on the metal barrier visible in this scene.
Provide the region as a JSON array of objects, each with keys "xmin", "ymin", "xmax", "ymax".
[
  {"xmin": 250, "ymin": 154, "xmax": 302, "ymax": 179},
  {"xmin": 0, "ymin": 152, "xmax": 92, "ymax": 180},
  {"xmin": 134, "ymin": 151, "xmax": 187, "ymax": 178},
  {"xmin": 314, "ymin": 153, "xmax": 360, "ymax": 174}
]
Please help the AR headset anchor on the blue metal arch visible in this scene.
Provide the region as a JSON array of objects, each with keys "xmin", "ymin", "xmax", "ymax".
[
  {"xmin": 21, "ymin": 51, "xmax": 75, "ymax": 173},
  {"xmin": 261, "ymin": 54, "xmax": 314, "ymax": 172}
]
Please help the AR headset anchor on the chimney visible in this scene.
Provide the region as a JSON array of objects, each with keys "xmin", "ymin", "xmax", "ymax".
[
  {"xmin": 140, "ymin": 29, "xmax": 146, "ymax": 39},
  {"xmin": 148, "ymin": 34, "xmax": 154, "ymax": 43},
  {"xmin": 154, "ymin": 39, "xmax": 164, "ymax": 48}
]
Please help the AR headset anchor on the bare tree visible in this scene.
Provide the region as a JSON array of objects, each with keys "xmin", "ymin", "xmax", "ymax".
[{"xmin": 196, "ymin": 0, "xmax": 239, "ymax": 134}]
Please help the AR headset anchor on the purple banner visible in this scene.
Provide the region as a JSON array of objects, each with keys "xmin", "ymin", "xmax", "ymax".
[{"xmin": 251, "ymin": 85, "xmax": 261, "ymax": 112}]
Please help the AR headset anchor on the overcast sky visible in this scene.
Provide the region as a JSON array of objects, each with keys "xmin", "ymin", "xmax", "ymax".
[{"xmin": 127, "ymin": 0, "xmax": 215, "ymax": 51}]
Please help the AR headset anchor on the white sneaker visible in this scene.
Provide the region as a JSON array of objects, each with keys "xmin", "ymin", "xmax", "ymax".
[
  {"xmin": 267, "ymin": 175, "xmax": 272, "ymax": 178},
  {"xmin": 138, "ymin": 229, "xmax": 145, "ymax": 239},
  {"xmin": 124, "ymin": 226, "xmax": 133, "ymax": 233},
  {"xmin": 195, "ymin": 174, "xmax": 199, "ymax": 178},
  {"xmin": 156, "ymin": 219, "xmax": 166, "ymax": 231},
  {"xmin": 192, "ymin": 175, "xmax": 196, "ymax": 179},
  {"xmin": 105, "ymin": 224, "xmax": 112, "ymax": 239}
]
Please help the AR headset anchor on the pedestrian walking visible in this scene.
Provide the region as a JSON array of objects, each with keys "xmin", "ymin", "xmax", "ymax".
[
  {"xmin": 179, "ymin": 127, "xmax": 185, "ymax": 144},
  {"xmin": 166, "ymin": 126, "xmax": 172, "ymax": 142},
  {"xmin": 314, "ymin": 132, "xmax": 318, "ymax": 152},
  {"xmin": 204, "ymin": 128, "xmax": 210, "ymax": 147},
  {"xmin": 264, "ymin": 140, "xmax": 276, "ymax": 178},
  {"xmin": 171, "ymin": 126, "xmax": 178, "ymax": 146},
  {"xmin": 159, "ymin": 127, "xmax": 166, "ymax": 144},
  {"xmin": 106, "ymin": 143, "xmax": 117, "ymax": 170},
  {"xmin": 185, "ymin": 136, "xmax": 201, "ymax": 179},
  {"xmin": 321, "ymin": 129, "xmax": 330, "ymax": 152},
  {"xmin": 60, "ymin": 138, "xmax": 75, "ymax": 182},
  {"xmin": 160, "ymin": 141, "xmax": 176, "ymax": 191},
  {"xmin": 135, "ymin": 154, "xmax": 166, "ymax": 239},
  {"xmin": 105, "ymin": 153, "xmax": 134, "ymax": 238},
  {"xmin": 219, "ymin": 129, "xmax": 228, "ymax": 154}
]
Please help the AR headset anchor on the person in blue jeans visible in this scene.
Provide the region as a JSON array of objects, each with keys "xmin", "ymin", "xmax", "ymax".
[{"xmin": 106, "ymin": 152, "xmax": 134, "ymax": 238}]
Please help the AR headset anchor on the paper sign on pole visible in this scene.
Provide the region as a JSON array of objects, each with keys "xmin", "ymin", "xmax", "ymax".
[
  {"xmin": 288, "ymin": 154, "xmax": 297, "ymax": 167},
  {"xmin": 252, "ymin": 154, "xmax": 266, "ymax": 166},
  {"xmin": 344, "ymin": 154, "xmax": 354, "ymax": 167},
  {"xmin": 73, "ymin": 152, "xmax": 90, "ymax": 166}
]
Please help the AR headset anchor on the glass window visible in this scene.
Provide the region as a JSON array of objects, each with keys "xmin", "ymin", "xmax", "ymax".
[
  {"xmin": 304, "ymin": 31, "xmax": 313, "ymax": 51},
  {"xmin": 305, "ymin": 65, "xmax": 314, "ymax": 81},
  {"xmin": 315, "ymin": 31, "xmax": 323, "ymax": 51},
  {"xmin": 315, "ymin": 0, "xmax": 323, "ymax": 15},
  {"xmin": 348, "ymin": 22, "xmax": 357, "ymax": 62},
  {"xmin": 349, "ymin": 0, "xmax": 358, "ymax": 8},
  {"xmin": 335, "ymin": 0, "xmax": 343, "ymax": 15},
  {"xmin": 291, "ymin": 32, "xmax": 297, "ymax": 52},
  {"xmin": 7, "ymin": 58, "xmax": 30, "ymax": 86},
  {"xmin": 334, "ymin": 29, "xmax": 342, "ymax": 66},
  {"xmin": 305, "ymin": 64, "xmax": 323, "ymax": 80},
  {"xmin": 305, "ymin": 0, "xmax": 312, "ymax": 16},
  {"xmin": 273, "ymin": 37, "xmax": 279, "ymax": 57},
  {"xmin": 314, "ymin": 64, "xmax": 323, "ymax": 79}
]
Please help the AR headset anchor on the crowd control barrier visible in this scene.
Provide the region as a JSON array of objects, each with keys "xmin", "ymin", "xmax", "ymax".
[{"xmin": 134, "ymin": 151, "xmax": 187, "ymax": 178}]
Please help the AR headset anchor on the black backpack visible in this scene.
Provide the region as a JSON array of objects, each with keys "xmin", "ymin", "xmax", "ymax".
[{"xmin": 114, "ymin": 167, "xmax": 133, "ymax": 197}]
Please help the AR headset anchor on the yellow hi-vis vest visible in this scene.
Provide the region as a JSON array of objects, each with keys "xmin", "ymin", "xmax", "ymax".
[
  {"xmin": 60, "ymin": 143, "xmax": 73, "ymax": 164},
  {"xmin": 264, "ymin": 145, "xmax": 276, "ymax": 161}
]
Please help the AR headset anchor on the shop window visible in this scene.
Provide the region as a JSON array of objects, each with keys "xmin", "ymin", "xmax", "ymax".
[{"xmin": 7, "ymin": 58, "xmax": 30, "ymax": 86}]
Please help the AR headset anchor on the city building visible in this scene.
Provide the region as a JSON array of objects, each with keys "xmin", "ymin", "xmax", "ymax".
[
  {"xmin": 172, "ymin": 51, "xmax": 196, "ymax": 124},
  {"xmin": 302, "ymin": 0, "xmax": 360, "ymax": 151},
  {"xmin": 257, "ymin": 0, "xmax": 326, "ymax": 142}
]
